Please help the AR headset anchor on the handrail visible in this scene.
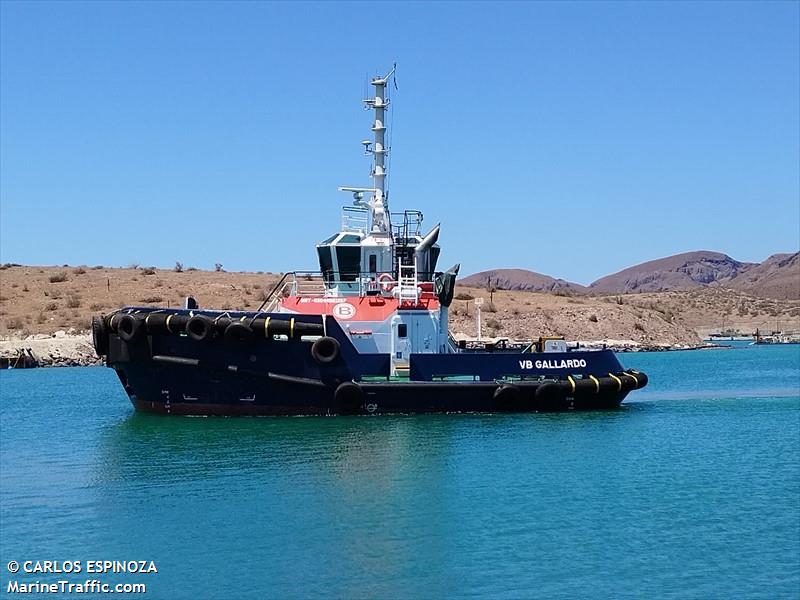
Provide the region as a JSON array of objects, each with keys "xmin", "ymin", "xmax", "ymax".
[{"xmin": 256, "ymin": 272, "xmax": 294, "ymax": 312}]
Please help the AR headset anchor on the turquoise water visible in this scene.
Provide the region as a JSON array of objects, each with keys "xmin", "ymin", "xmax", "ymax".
[{"xmin": 1, "ymin": 345, "xmax": 798, "ymax": 598}]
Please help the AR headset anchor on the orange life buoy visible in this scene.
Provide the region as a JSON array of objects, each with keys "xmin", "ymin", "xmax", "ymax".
[{"xmin": 378, "ymin": 273, "xmax": 395, "ymax": 293}]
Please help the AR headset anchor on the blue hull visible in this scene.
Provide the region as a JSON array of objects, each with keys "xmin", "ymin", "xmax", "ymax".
[{"xmin": 99, "ymin": 308, "xmax": 646, "ymax": 416}]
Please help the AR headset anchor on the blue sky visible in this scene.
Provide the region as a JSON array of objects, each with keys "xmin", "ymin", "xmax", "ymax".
[{"xmin": 1, "ymin": 1, "xmax": 798, "ymax": 285}]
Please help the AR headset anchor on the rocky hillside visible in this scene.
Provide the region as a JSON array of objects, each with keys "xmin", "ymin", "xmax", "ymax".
[
  {"xmin": 459, "ymin": 269, "xmax": 587, "ymax": 294},
  {"xmin": 726, "ymin": 252, "xmax": 800, "ymax": 300},
  {"xmin": 588, "ymin": 251, "xmax": 754, "ymax": 294}
]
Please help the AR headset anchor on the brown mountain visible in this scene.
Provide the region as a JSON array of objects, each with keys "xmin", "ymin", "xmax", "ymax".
[
  {"xmin": 459, "ymin": 268, "xmax": 587, "ymax": 294},
  {"xmin": 726, "ymin": 252, "xmax": 800, "ymax": 300},
  {"xmin": 588, "ymin": 251, "xmax": 755, "ymax": 294}
]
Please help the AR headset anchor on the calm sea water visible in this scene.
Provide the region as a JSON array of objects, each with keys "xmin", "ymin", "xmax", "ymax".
[{"xmin": 1, "ymin": 344, "xmax": 798, "ymax": 599}]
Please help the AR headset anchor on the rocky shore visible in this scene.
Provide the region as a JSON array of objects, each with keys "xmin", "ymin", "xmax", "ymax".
[{"xmin": 0, "ymin": 331, "xmax": 101, "ymax": 368}]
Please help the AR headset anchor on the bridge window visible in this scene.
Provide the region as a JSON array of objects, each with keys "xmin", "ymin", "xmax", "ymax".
[
  {"xmin": 317, "ymin": 246, "xmax": 334, "ymax": 283},
  {"xmin": 398, "ymin": 324, "xmax": 407, "ymax": 338},
  {"xmin": 336, "ymin": 246, "xmax": 361, "ymax": 281},
  {"xmin": 369, "ymin": 254, "xmax": 377, "ymax": 274}
]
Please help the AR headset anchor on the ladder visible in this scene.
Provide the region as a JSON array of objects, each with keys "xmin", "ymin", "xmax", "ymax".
[{"xmin": 397, "ymin": 264, "xmax": 419, "ymax": 303}]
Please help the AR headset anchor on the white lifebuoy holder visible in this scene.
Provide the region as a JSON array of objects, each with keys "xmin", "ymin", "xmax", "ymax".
[{"xmin": 378, "ymin": 273, "xmax": 396, "ymax": 293}]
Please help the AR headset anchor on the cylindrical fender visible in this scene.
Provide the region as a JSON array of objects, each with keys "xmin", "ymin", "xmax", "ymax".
[
  {"xmin": 574, "ymin": 376, "xmax": 602, "ymax": 396},
  {"xmin": 92, "ymin": 316, "xmax": 108, "ymax": 356},
  {"xmin": 535, "ymin": 381, "xmax": 565, "ymax": 403},
  {"xmin": 334, "ymin": 381, "xmax": 364, "ymax": 414},
  {"xmin": 493, "ymin": 384, "xmax": 520, "ymax": 411},
  {"xmin": 144, "ymin": 312, "xmax": 187, "ymax": 336},
  {"xmin": 186, "ymin": 315, "xmax": 214, "ymax": 342},
  {"xmin": 311, "ymin": 336, "xmax": 340, "ymax": 364},
  {"xmin": 117, "ymin": 314, "xmax": 143, "ymax": 343},
  {"xmin": 619, "ymin": 369, "xmax": 648, "ymax": 390},
  {"xmin": 224, "ymin": 321, "xmax": 254, "ymax": 343}
]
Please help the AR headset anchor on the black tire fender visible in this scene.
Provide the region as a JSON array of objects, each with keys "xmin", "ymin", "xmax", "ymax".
[
  {"xmin": 535, "ymin": 381, "xmax": 565, "ymax": 402},
  {"xmin": 334, "ymin": 381, "xmax": 363, "ymax": 414},
  {"xmin": 186, "ymin": 315, "xmax": 214, "ymax": 342},
  {"xmin": 117, "ymin": 314, "xmax": 143, "ymax": 343},
  {"xmin": 311, "ymin": 336, "xmax": 340, "ymax": 364},
  {"xmin": 92, "ymin": 315, "xmax": 108, "ymax": 356},
  {"xmin": 493, "ymin": 384, "xmax": 520, "ymax": 411},
  {"xmin": 224, "ymin": 321, "xmax": 254, "ymax": 343}
]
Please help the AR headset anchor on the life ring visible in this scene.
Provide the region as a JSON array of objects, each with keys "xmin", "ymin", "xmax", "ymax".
[
  {"xmin": 378, "ymin": 273, "xmax": 395, "ymax": 293},
  {"xmin": 186, "ymin": 315, "xmax": 214, "ymax": 342},
  {"xmin": 117, "ymin": 314, "xmax": 143, "ymax": 343},
  {"xmin": 92, "ymin": 316, "xmax": 108, "ymax": 356},
  {"xmin": 311, "ymin": 336, "xmax": 340, "ymax": 364},
  {"xmin": 334, "ymin": 381, "xmax": 363, "ymax": 414},
  {"xmin": 224, "ymin": 321, "xmax": 254, "ymax": 343}
]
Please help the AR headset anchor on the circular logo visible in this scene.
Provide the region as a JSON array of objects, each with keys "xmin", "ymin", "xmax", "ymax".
[
  {"xmin": 332, "ymin": 303, "xmax": 356, "ymax": 320},
  {"xmin": 7, "ymin": 561, "xmax": 19, "ymax": 573}
]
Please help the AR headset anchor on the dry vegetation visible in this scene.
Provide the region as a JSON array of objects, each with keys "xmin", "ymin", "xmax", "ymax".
[
  {"xmin": 0, "ymin": 265, "xmax": 280, "ymax": 336},
  {"xmin": 0, "ymin": 265, "xmax": 798, "ymax": 346}
]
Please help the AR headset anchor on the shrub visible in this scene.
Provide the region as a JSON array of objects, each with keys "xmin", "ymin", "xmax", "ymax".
[
  {"xmin": 484, "ymin": 302, "xmax": 497, "ymax": 313},
  {"xmin": 215, "ymin": 263, "xmax": 224, "ymax": 272},
  {"xmin": 142, "ymin": 268, "xmax": 156, "ymax": 275},
  {"xmin": 138, "ymin": 296, "xmax": 163, "ymax": 304},
  {"xmin": 589, "ymin": 314, "xmax": 598, "ymax": 322},
  {"xmin": 174, "ymin": 261, "xmax": 184, "ymax": 273},
  {"xmin": 45, "ymin": 302, "xmax": 58, "ymax": 311},
  {"xmin": 92, "ymin": 265, "xmax": 104, "ymax": 270},
  {"xmin": 486, "ymin": 318, "xmax": 502, "ymax": 331},
  {"xmin": 186, "ymin": 266, "xmax": 198, "ymax": 272},
  {"xmin": 89, "ymin": 303, "xmax": 104, "ymax": 311},
  {"xmin": 633, "ymin": 322, "xmax": 645, "ymax": 332},
  {"xmin": 49, "ymin": 271, "xmax": 68, "ymax": 283},
  {"xmin": 455, "ymin": 292, "xmax": 474, "ymax": 301},
  {"xmin": 6, "ymin": 317, "xmax": 23, "ymax": 329},
  {"xmin": 73, "ymin": 266, "xmax": 86, "ymax": 275},
  {"xmin": 36, "ymin": 312, "xmax": 46, "ymax": 324},
  {"xmin": 66, "ymin": 294, "xmax": 81, "ymax": 309},
  {"xmin": 615, "ymin": 296, "xmax": 624, "ymax": 305}
]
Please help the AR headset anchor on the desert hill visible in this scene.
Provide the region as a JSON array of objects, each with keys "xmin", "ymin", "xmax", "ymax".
[
  {"xmin": 726, "ymin": 252, "xmax": 800, "ymax": 300},
  {"xmin": 458, "ymin": 269, "xmax": 587, "ymax": 294},
  {"xmin": 1, "ymin": 265, "xmax": 799, "ymax": 349},
  {"xmin": 588, "ymin": 251, "xmax": 754, "ymax": 294}
]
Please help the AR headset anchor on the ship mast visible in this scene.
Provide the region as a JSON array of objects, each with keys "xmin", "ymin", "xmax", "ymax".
[{"xmin": 339, "ymin": 64, "xmax": 396, "ymax": 235}]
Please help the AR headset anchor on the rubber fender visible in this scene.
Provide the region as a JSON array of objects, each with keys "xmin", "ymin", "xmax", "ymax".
[
  {"xmin": 144, "ymin": 312, "xmax": 187, "ymax": 335},
  {"xmin": 493, "ymin": 384, "xmax": 520, "ymax": 411},
  {"xmin": 186, "ymin": 315, "xmax": 214, "ymax": 342},
  {"xmin": 117, "ymin": 314, "xmax": 143, "ymax": 343},
  {"xmin": 574, "ymin": 376, "xmax": 602, "ymax": 396},
  {"xmin": 213, "ymin": 317, "xmax": 233, "ymax": 337},
  {"xmin": 334, "ymin": 381, "xmax": 363, "ymax": 415},
  {"xmin": 535, "ymin": 381, "xmax": 565, "ymax": 403},
  {"xmin": 91, "ymin": 316, "xmax": 108, "ymax": 357},
  {"xmin": 595, "ymin": 376, "xmax": 621, "ymax": 393},
  {"xmin": 623, "ymin": 370, "xmax": 648, "ymax": 390},
  {"xmin": 311, "ymin": 336, "xmax": 340, "ymax": 364},
  {"xmin": 224, "ymin": 321, "xmax": 254, "ymax": 343}
]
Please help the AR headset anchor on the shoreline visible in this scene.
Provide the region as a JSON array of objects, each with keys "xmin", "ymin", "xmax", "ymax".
[{"xmin": 0, "ymin": 332, "xmax": 724, "ymax": 369}]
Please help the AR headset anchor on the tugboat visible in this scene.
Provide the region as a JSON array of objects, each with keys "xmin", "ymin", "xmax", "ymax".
[{"xmin": 92, "ymin": 66, "xmax": 648, "ymax": 415}]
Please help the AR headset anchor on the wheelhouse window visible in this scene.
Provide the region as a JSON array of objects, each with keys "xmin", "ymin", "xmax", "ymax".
[
  {"xmin": 317, "ymin": 246, "xmax": 334, "ymax": 283},
  {"xmin": 368, "ymin": 254, "xmax": 377, "ymax": 274},
  {"xmin": 336, "ymin": 246, "xmax": 361, "ymax": 282}
]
